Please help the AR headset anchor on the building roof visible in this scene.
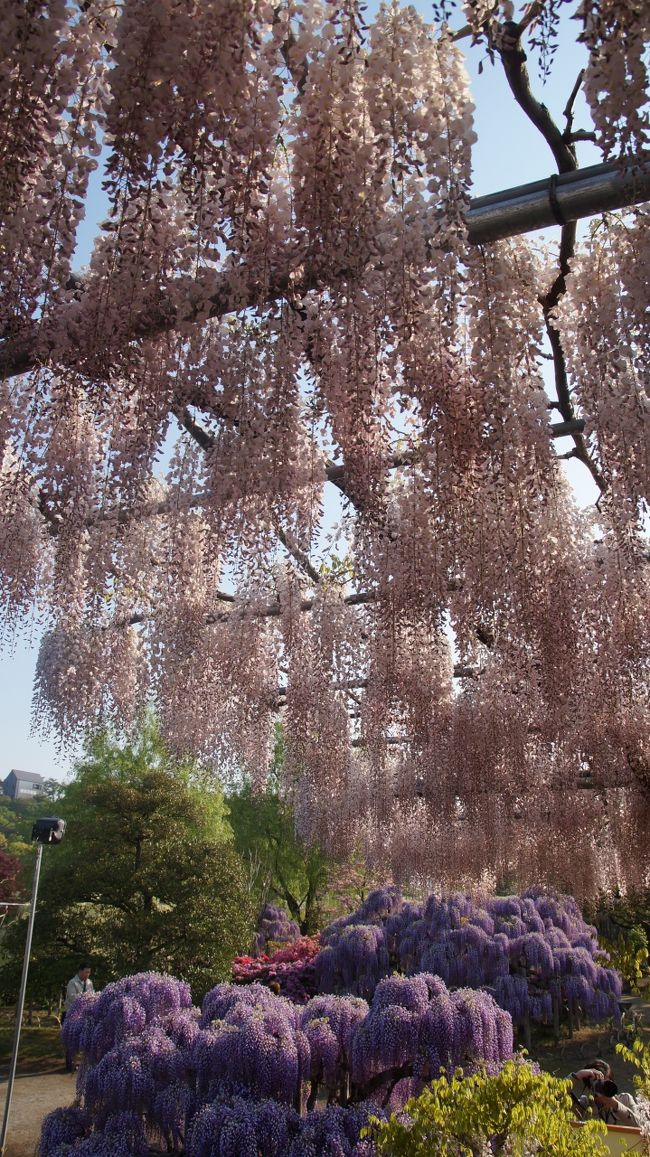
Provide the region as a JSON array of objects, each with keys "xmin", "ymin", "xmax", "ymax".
[{"xmin": 8, "ymin": 770, "xmax": 45, "ymax": 783}]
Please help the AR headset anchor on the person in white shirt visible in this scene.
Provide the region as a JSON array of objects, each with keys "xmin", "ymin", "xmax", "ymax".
[{"xmin": 63, "ymin": 962, "xmax": 95, "ymax": 1071}]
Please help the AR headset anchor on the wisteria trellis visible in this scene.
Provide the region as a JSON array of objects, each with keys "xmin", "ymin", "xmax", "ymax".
[{"xmin": 0, "ymin": 0, "xmax": 648, "ymax": 892}]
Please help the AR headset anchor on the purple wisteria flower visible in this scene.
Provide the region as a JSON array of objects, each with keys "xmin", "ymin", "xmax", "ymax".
[
  {"xmin": 191, "ymin": 993, "xmax": 310, "ymax": 1106},
  {"xmin": 201, "ymin": 982, "xmax": 300, "ymax": 1029},
  {"xmin": 64, "ymin": 973, "xmax": 194, "ymax": 1067},
  {"xmin": 65, "ymin": 1112, "xmax": 148, "ymax": 1157},
  {"xmin": 315, "ymin": 925, "xmax": 389, "ymax": 999},
  {"xmin": 38, "ymin": 1107, "xmax": 91, "ymax": 1156},
  {"xmin": 254, "ymin": 904, "xmax": 302, "ymax": 955},
  {"xmin": 314, "ymin": 888, "xmax": 622, "ymax": 1030},
  {"xmin": 80, "ymin": 1027, "xmax": 176, "ymax": 1126},
  {"xmin": 42, "ymin": 890, "xmax": 623, "ymax": 1157},
  {"xmin": 186, "ymin": 1093, "xmax": 300, "ymax": 1157}
]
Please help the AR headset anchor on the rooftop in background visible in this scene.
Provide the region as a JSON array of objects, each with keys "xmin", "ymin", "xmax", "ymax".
[{"xmin": 2, "ymin": 769, "xmax": 46, "ymax": 800}]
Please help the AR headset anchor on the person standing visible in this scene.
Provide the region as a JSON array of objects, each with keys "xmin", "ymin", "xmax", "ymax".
[{"xmin": 62, "ymin": 962, "xmax": 94, "ymax": 1072}]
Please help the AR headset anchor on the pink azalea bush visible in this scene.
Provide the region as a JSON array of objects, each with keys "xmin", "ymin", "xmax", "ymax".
[{"xmin": 233, "ymin": 937, "xmax": 321, "ymax": 1004}]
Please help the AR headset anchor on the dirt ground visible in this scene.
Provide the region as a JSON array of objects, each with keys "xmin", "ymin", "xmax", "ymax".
[
  {"xmin": 0, "ymin": 1063, "xmax": 76, "ymax": 1157},
  {"xmin": 531, "ymin": 994, "xmax": 650, "ymax": 1093}
]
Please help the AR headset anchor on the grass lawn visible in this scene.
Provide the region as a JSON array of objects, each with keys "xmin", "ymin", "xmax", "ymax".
[{"xmin": 0, "ymin": 1008, "xmax": 63, "ymax": 1074}]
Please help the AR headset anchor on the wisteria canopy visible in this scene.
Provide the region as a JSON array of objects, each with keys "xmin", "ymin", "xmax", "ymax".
[
  {"xmin": 0, "ymin": 0, "xmax": 648, "ymax": 890},
  {"xmin": 48, "ymin": 968, "xmax": 515, "ymax": 1154}
]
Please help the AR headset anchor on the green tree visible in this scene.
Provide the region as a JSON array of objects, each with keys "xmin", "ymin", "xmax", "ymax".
[
  {"xmin": 227, "ymin": 724, "xmax": 331, "ymax": 935},
  {"xmin": 368, "ymin": 1063, "xmax": 608, "ymax": 1156},
  {"xmin": 0, "ymin": 795, "xmax": 48, "ymax": 859},
  {"xmin": 227, "ymin": 779, "xmax": 329, "ymax": 935},
  {"xmin": 0, "ymin": 722, "xmax": 255, "ymax": 1004},
  {"xmin": 599, "ymin": 925, "xmax": 650, "ymax": 993},
  {"xmin": 228, "ymin": 728, "xmax": 387, "ymax": 934}
]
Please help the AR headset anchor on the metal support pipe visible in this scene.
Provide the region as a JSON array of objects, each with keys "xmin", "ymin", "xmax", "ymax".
[
  {"xmin": 0, "ymin": 844, "xmax": 43, "ymax": 1157},
  {"xmin": 466, "ymin": 159, "xmax": 650, "ymax": 245},
  {"xmin": 0, "ymin": 160, "xmax": 648, "ymax": 383}
]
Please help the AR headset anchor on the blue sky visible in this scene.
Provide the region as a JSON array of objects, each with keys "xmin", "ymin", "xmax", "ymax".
[{"xmin": 0, "ymin": 8, "xmax": 600, "ymax": 783}]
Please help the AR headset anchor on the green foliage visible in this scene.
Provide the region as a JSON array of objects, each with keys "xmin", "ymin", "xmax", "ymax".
[
  {"xmin": 228, "ymin": 723, "xmax": 379, "ymax": 934},
  {"xmin": 320, "ymin": 844, "xmax": 380, "ymax": 925},
  {"xmin": 0, "ymin": 795, "xmax": 48, "ymax": 861},
  {"xmin": 600, "ymin": 925, "xmax": 650, "ymax": 993},
  {"xmin": 0, "ymin": 780, "xmax": 64, "ymax": 865},
  {"xmin": 588, "ymin": 889, "xmax": 650, "ymax": 944},
  {"xmin": 367, "ymin": 1062, "xmax": 608, "ymax": 1156},
  {"xmin": 227, "ymin": 779, "xmax": 329, "ymax": 934},
  {"xmin": 616, "ymin": 1036, "xmax": 650, "ymax": 1101},
  {"xmin": 227, "ymin": 726, "xmax": 331, "ymax": 934},
  {"xmin": 0, "ymin": 722, "xmax": 255, "ymax": 1004}
]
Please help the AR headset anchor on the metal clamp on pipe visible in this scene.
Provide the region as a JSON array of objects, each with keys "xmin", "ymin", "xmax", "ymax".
[{"xmin": 466, "ymin": 158, "xmax": 650, "ymax": 245}]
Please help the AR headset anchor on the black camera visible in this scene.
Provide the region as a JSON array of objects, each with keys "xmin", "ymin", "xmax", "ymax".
[{"xmin": 31, "ymin": 817, "xmax": 66, "ymax": 844}]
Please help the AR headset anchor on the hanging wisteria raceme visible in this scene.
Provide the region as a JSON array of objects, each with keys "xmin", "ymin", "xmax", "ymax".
[
  {"xmin": 45, "ymin": 968, "xmax": 512, "ymax": 1156},
  {"xmin": 0, "ymin": 0, "xmax": 116, "ymax": 337},
  {"xmin": 281, "ymin": 578, "xmax": 363, "ymax": 852},
  {"xmin": 0, "ymin": 441, "xmax": 47, "ymax": 631},
  {"xmin": 39, "ymin": 1111, "xmax": 150, "ymax": 1157},
  {"xmin": 184, "ymin": 1091, "xmax": 381, "ymax": 1157},
  {"xmin": 253, "ymin": 903, "xmax": 302, "ymax": 955},
  {"xmin": 316, "ymin": 923, "xmax": 391, "ymax": 1002},
  {"xmin": 38, "ymin": 1107, "xmax": 91, "ymax": 1156},
  {"xmin": 580, "ymin": 0, "xmax": 650, "ymax": 159},
  {"xmin": 1, "ymin": 0, "xmax": 649, "ymax": 891},
  {"xmin": 61, "ymin": 973, "xmax": 193, "ymax": 1068},
  {"xmin": 311, "ymin": 887, "xmax": 622, "ymax": 1036},
  {"xmin": 554, "ymin": 209, "xmax": 650, "ymax": 531},
  {"xmin": 301, "ymin": 993, "xmax": 369, "ymax": 1100}
]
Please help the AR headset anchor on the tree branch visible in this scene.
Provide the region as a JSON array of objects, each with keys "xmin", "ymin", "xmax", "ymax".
[
  {"xmin": 498, "ymin": 22, "xmax": 577, "ymax": 173},
  {"xmin": 498, "ymin": 21, "xmax": 607, "ymax": 495},
  {"xmin": 562, "ymin": 69, "xmax": 585, "ymax": 141}
]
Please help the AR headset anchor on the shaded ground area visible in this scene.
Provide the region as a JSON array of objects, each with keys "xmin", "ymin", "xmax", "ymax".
[
  {"xmin": 0, "ymin": 1011, "xmax": 75, "ymax": 1157},
  {"xmin": 0, "ymin": 1012, "xmax": 62, "ymax": 1072},
  {"xmin": 531, "ymin": 995, "xmax": 650, "ymax": 1094},
  {"xmin": 0, "ymin": 1000, "xmax": 648, "ymax": 1155}
]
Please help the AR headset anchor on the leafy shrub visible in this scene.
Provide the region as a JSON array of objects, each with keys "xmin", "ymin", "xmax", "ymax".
[
  {"xmin": 367, "ymin": 1061, "xmax": 608, "ymax": 1155},
  {"xmin": 599, "ymin": 926, "xmax": 650, "ymax": 993},
  {"xmin": 616, "ymin": 1035, "xmax": 650, "ymax": 1132},
  {"xmin": 232, "ymin": 936, "xmax": 321, "ymax": 1003}
]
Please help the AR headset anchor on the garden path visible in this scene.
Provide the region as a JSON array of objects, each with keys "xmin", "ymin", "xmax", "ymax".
[{"xmin": 0, "ymin": 1068, "xmax": 75, "ymax": 1157}]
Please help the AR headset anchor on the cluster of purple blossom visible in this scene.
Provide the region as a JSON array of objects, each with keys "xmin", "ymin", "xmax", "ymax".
[
  {"xmin": 253, "ymin": 904, "xmax": 302, "ymax": 956},
  {"xmin": 43, "ymin": 967, "xmax": 513, "ymax": 1156},
  {"xmin": 184, "ymin": 1086, "xmax": 380, "ymax": 1157},
  {"xmin": 315, "ymin": 888, "xmax": 622, "ymax": 1029}
]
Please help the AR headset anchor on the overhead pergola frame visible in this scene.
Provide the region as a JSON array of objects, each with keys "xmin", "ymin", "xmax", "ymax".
[
  {"xmin": 3, "ymin": 160, "xmax": 648, "ymax": 381},
  {"xmin": 3, "ymin": 16, "xmax": 645, "ymax": 507},
  {"xmin": 2, "ymin": 9, "xmax": 646, "ymax": 623},
  {"xmin": 1, "ymin": 0, "xmax": 649, "ymax": 894},
  {"xmin": 466, "ymin": 158, "xmax": 650, "ymax": 244}
]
